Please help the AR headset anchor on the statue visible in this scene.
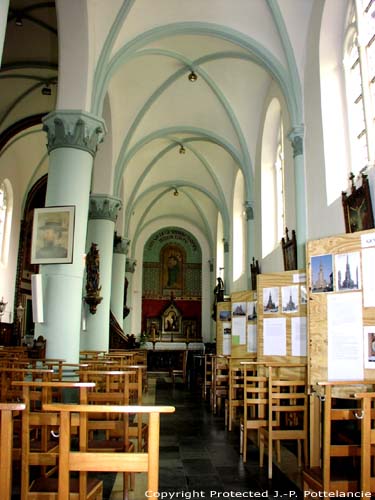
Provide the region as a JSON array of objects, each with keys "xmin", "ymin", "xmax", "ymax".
[
  {"xmin": 212, "ymin": 277, "xmax": 225, "ymax": 321},
  {"xmin": 84, "ymin": 243, "xmax": 103, "ymax": 314}
]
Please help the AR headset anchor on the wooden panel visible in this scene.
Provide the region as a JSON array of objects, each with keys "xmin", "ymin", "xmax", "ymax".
[
  {"xmin": 257, "ymin": 270, "xmax": 307, "ymax": 377},
  {"xmin": 306, "ymin": 228, "xmax": 375, "ymax": 387}
]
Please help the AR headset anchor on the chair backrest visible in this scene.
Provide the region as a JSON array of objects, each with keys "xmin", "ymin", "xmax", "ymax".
[
  {"xmin": 43, "ymin": 403, "xmax": 175, "ymax": 500},
  {"xmin": 354, "ymin": 391, "xmax": 375, "ymax": 494},
  {"xmin": 281, "ymin": 227, "xmax": 297, "ymax": 271},
  {"xmin": 0, "ymin": 402, "xmax": 25, "ymax": 500},
  {"xmin": 268, "ymin": 365, "xmax": 307, "ymax": 433}
]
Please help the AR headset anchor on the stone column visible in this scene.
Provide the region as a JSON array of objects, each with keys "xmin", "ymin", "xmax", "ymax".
[
  {"xmin": 36, "ymin": 110, "xmax": 106, "ymax": 363},
  {"xmin": 288, "ymin": 126, "xmax": 306, "ymax": 267},
  {"xmin": 82, "ymin": 194, "xmax": 122, "ymax": 352},
  {"xmin": 0, "ymin": 0, "xmax": 9, "ymax": 67},
  {"xmin": 110, "ymin": 236, "xmax": 130, "ymax": 326},
  {"xmin": 123, "ymin": 257, "xmax": 137, "ymax": 335}
]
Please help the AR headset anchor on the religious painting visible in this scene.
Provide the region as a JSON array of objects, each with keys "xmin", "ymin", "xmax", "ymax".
[
  {"xmin": 342, "ymin": 173, "xmax": 374, "ymax": 233},
  {"xmin": 31, "ymin": 206, "xmax": 75, "ymax": 264},
  {"xmin": 161, "ymin": 244, "xmax": 185, "ymax": 295}
]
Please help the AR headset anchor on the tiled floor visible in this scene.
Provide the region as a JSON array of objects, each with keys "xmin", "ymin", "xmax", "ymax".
[{"xmin": 110, "ymin": 376, "xmax": 303, "ymax": 500}]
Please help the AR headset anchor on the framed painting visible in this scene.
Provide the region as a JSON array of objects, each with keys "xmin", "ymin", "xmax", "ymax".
[
  {"xmin": 31, "ymin": 206, "xmax": 75, "ymax": 264},
  {"xmin": 342, "ymin": 173, "xmax": 374, "ymax": 233}
]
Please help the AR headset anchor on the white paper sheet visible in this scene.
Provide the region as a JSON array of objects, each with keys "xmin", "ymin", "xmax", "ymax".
[
  {"xmin": 247, "ymin": 324, "xmax": 257, "ymax": 353},
  {"xmin": 263, "ymin": 317, "xmax": 286, "ymax": 356},
  {"xmin": 223, "ymin": 332, "xmax": 232, "ymax": 355},
  {"xmin": 327, "ymin": 292, "xmax": 363, "ymax": 380},
  {"xmin": 232, "ymin": 316, "xmax": 246, "ymax": 344},
  {"xmin": 362, "ymin": 248, "xmax": 375, "ymax": 307},
  {"xmin": 291, "ymin": 317, "xmax": 307, "ymax": 356}
]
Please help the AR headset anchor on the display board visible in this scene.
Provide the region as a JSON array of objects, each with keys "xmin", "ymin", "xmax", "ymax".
[
  {"xmin": 230, "ymin": 290, "xmax": 257, "ymax": 359},
  {"xmin": 307, "ymin": 228, "xmax": 375, "ymax": 387},
  {"xmin": 257, "ymin": 270, "xmax": 307, "ymax": 371},
  {"xmin": 216, "ymin": 301, "xmax": 232, "ymax": 355}
]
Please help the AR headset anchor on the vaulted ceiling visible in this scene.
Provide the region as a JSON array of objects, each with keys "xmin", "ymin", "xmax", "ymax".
[{"xmin": 1, "ymin": 0, "xmax": 310, "ymax": 275}]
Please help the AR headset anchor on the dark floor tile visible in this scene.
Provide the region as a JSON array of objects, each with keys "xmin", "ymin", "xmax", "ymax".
[{"xmin": 182, "ymin": 459, "xmax": 217, "ymax": 475}]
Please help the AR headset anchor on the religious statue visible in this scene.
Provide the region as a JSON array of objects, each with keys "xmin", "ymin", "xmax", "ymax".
[
  {"xmin": 212, "ymin": 277, "xmax": 225, "ymax": 321},
  {"xmin": 84, "ymin": 242, "xmax": 103, "ymax": 314}
]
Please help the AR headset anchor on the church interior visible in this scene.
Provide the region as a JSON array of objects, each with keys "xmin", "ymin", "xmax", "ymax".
[{"xmin": 0, "ymin": 0, "xmax": 374, "ymax": 498}]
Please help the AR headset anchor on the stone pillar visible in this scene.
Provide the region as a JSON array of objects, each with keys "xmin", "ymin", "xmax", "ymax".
[
  {"xmin": 110, "ymin": 236, "xmax": 130, "ymax": 325},
  {"xmin": 0, "ymin": 0, "xmax": 9, "ymax": 67},
  {"xmin": 82, "ymin": 194, "xmax": 122, "ymax": 352},
  {"xmin": 123, "ymin": 257, "xmax": 137, "ymax": 335},
  {"xmin": 288, "ymin": 126, "xmax": 306, "ymax": 267},
  {"xmin": 36, "ymin": 110, "xmax": 106, "ymax": 363}
]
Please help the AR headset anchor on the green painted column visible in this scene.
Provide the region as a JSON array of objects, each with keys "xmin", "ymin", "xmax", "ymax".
[
  {"xmin": 288, "ymin": 126, "xmax": 306, "ymax": 267},
  {"xmin": 0, "ymin": 0, "xmax": 9, "ymax": 67},
  {"xmin": 36, "ymin": 110, "xmax": 106, "ymax": 363},
  {"xmin": 123, "ymin": 257, "xmax": 136, "ymax": 336},
  {"xmin": 82, "ymin": 194, "xmax": 122, "ymax": 352},
  {"xmin": 110, "ymin": 236, "xmax": 129, "ymax": 325}
]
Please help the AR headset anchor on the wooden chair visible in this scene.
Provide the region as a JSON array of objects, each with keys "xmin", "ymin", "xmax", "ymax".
[
  {"xmin": 211, "ymin": 355, "xmax": 229, "ymax": 415},
  {"xmin": 202, "ymin": 354, "xmax": 213, "ymax": 400},
  {"xmin": 12, "ymin": 380, "xmax": 102, "ymax": 499},
  {"xmin": 77, "ymin": 369, "xmax": 138, "ymax": 498},
  {"xmin": 259, "ymin": 365, "xmax": 308, "ymax": 479},
  {"xmin": 354, "ymin": 391, "xmax": 375, "ymax": 494},
  {"xmin": 170, "ymin": 350, "xmax": 188, "ymax": 387},
  {"xmin": 303, "ymin": 381, "xmax": 372, "ymax": 494},
  {"xmin": 0, "ymin": 402, "xmax": 25, "ymax": 499},
  {"xmin": 242, "ymin": 363, "xmax": 268, "ymax": 462},
  {"xmin": 281, "ymin": 227, "xmax": 297, "ymax": 271},
  {"xmin": 227, "ymin": 362, "xmax": 244, "ymax": 431},
  {"xmin": 42, "ymin": 403, "xmax": 175, "ymax": 500}
]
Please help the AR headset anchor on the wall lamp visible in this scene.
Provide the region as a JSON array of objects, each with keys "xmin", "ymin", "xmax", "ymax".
[{"xmin": 188, "ymin": 70, "xmax": 198, "ymax": 82}]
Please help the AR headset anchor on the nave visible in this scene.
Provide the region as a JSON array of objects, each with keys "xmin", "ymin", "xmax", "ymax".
[{"xmin": 109, "ymin": 376, "xmax": 302, "ymax": 500}]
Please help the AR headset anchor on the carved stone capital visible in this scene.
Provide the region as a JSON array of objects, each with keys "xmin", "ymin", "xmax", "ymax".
[
  {"xmin": 288, "ymin": 126, "xmax": 304, "ymax": 158},
  {"xmin": 89, "ymin": 194, "xmax": 122, "ymax": 223},
  {"xmin": 42, "ymin": 110, "xmax": 107, "ymax": 157},
  {"xmin": 114, "ymin": 237, "xmax": 130, "ymax": 255},
  {"xmin": 126, "ymin": 258, "xmax": 137, "ymax": 273}
]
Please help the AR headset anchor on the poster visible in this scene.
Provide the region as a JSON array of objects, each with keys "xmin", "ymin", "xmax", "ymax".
[
  {"xmin": 291, "ymin": 317, "xmax": 307, "ymax": 356},
  {"xmin": 247, "ymin": 324, "xmax": 257, "ymax": 353},
  {"xmin": 263, "ymin": 317, "xmax": 286, "ymax": 356},
  {"xmin": 327, "ymin": 292, "xmax": 363, "ymax": 380}
]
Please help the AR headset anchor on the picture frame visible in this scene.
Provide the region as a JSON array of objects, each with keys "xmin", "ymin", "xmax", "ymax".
[
  {"xmin": 31, "ymin": 206, "xmax": 75, "ymax": 264},
  {"xmin": 342, "ymin": 173, "xmax": 374, "ymax": 233}
]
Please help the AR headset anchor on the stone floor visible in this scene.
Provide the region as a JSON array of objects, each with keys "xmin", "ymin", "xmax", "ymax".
[{"xmin": 110, "ymin": 375, "xmax": 303, "ymax": 500}]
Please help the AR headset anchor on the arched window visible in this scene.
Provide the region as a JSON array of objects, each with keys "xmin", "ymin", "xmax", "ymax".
[
  {"xmin": 0, "ymin": 180, "xmax": 13, "ymax": 266},
  {"xmin": 233, "ymin": 170, "xmax": 245, "ymax": 282},
  {"xmin": 261, "ymin": 99, "xmax": 285, "ymax": 257},
  {"xmin": 344, "ymin": 0, "xmax": 375, "ymax": 173}
]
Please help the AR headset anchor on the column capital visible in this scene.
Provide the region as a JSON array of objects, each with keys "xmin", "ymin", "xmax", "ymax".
[
  {"xmin": 288, "ymin": 125, "xmax": 304, "ymax": 158},
  {"xmin": 89, "ymin": 194, "xmax": 122, "ymax": 223},
  {"xmin": 126, "ymin": 258, "xmax": 137, "ymax": 273},
  {"xmin": 42, "ymin": 110, "xmax": 107, "ymax": 157},
  {"xmin": 114, "ymin": 237, "xmax": 130, "ymax": 255}
]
